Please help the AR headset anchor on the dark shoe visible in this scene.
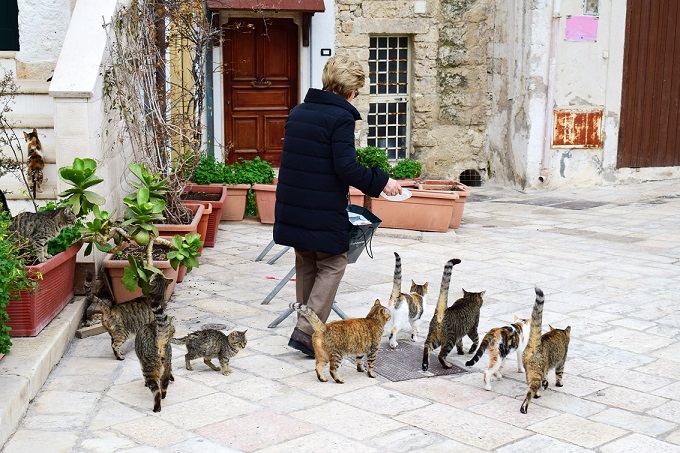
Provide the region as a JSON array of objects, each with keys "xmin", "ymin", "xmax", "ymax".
[{"xmin": 289, "ymin": 328, "xmax": 315, "ymax": 358}]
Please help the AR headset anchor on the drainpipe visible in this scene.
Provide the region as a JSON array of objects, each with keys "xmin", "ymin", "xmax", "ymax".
[
  {"xmin": 539, "ymin": 0, "xmax": 561, "ymax": 183},
  {"xmin": 205, "ymin": 5, "xmax": 215, "ymax": 158}
]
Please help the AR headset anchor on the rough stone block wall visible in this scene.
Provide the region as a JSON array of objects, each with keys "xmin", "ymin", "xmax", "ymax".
[{"xmin": 335, "ymin": 0, "xmax": 493, "ymax": 182}]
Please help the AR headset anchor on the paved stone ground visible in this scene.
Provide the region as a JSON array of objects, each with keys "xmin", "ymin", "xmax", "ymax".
[{"xmin": 2, "ymin": 179, "xmax": 680, "ymax": 452}]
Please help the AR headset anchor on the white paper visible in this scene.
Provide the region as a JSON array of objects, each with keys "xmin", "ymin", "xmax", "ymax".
[{"xmin": 380, "ymin": 188, "xmax": 412, "ymax": 201}]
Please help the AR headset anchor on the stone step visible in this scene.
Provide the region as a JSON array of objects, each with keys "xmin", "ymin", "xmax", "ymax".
[{"xmin": 0, "ymin": 164, "xmax": 59, "ymax": 200}]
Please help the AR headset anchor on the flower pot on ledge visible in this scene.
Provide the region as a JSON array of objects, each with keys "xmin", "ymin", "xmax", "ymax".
[
  {"xmin": 6, "ymin": 242, "xmax": 81, "ymax": 336},
  {"xmin": 370, "ymin": 189, "xmax": 458, "ymax": 232}
]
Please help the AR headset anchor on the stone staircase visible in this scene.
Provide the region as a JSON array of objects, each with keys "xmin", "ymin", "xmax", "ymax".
[{"xmin": 0, "ymin": 64, "xmax": 58, "ymax": 214}]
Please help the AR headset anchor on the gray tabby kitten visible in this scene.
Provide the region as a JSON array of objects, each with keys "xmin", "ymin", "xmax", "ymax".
[
  {"xmin": 84, "ymin": 270, "xmax": 158, "ymax": 360},
  {"xmin": 520, "ymin": 287, "xmax": 571, "ymax": 414},
  {"xmin": 134, "ymin": 273, "xmax": 175, "ymax": 412},
  {"xmin": 171, "ymin": 329, "xmax": 247, "ymax": 376},
  {"xmin": 422, "ymin": 258, "xmax": 487, "ymax": 371},
  {"xmin": 9, "ymin": 206, "xmax": 77, "ymax": 262}
]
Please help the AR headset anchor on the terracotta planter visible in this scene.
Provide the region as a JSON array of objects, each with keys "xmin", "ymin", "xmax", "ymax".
[
  {"xmin": 349, "ymin": 186, "xmax": 364, "ymax": 207},
  {"xmin": 6, "ymin": 243, "xmax": 81, "ymax": 336},
  {"xmin": 155, "ymin": 203, "xmax": 204, "ymax": 238},
  {"xmin": 220, "ymin": 184, "xmax": 250, "ymax": 221},
  {"xmin": 183, "ymin": 184, "xmax": 227, "ymax": 246},
  {"xmin": 370, "ymin": 189, "xmax": 458, "ymax": 232},
  {"xmin": 419, "ymin": 180, "xmax": 471, "ymax": 229},
  {"xmin": 252, "ymin": 183, "xmax": 277, "ymax": 224},
  {"xmin": 102, "ymin": 244, "xmax": 179, "ymax": 304},
  {"xmin": 183, "ymin": 202, "xmax": 211, "ymax": 254}
]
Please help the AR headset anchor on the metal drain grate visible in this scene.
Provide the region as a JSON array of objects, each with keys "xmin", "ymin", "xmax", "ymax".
[
  {"xmin": 514, "ymin": 197, "xmax": 608, "ymax": 210},
  {"xmin": 349, "ymin": 341, "xmax": 467, "ymax": 382}
]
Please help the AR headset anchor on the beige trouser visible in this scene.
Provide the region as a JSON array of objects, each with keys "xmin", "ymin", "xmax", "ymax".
[{"xmin": 294, "ymin": 249, "xmax": 348, "ymax": 336}]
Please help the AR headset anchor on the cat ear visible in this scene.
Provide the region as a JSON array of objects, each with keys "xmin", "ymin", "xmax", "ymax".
[
  {"xmin": 23, "ymin": 131, "xmax": 29, "ymax": 140},
  {"xmin": 549, "ymin": 324, "xmax": 555, "ymax": 330},
  {"xmin": 565, "ymin": 326, "xmax": 571, "ymax": 334},
  {"xmin": 374, "ymin": 299, "xmax": 381, "ymax": 306},
  {"xmin": 32, "ymin": 128, "xmax": 37, "ymax": 134},
  {"xmin": 480, "ymin": 290, "xmax": 486, "ymax": 296},
  {"xmin": 514, "ymin": 314, "xmax": 519, "ymax": 321}
]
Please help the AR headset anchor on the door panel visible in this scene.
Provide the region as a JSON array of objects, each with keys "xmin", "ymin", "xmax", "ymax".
[
  {"xmin": 618, "ymin": 0, "xmax": 680, "ymax": 168},
  {"xmin": 223, "ymin": 18, "xmax": 298, "ymax": 165}
]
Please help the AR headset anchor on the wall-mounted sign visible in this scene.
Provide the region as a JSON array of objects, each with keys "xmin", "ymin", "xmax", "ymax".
[
  {"xmin": 552, "ymin": 108, "xmax": 604, "ymax": 148},
  {"xmin": 565, "ymin": 15, "xmax": 599, "ymax": 42},
  {"xmin": 320, "ymin": 48, "xmax": 332, "ymax": 56}
]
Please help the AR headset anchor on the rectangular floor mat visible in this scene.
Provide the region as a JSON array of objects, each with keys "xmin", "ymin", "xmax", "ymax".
[{"xmin": 348, "ymin": 341, "xmax": 467, "ymax": 382}]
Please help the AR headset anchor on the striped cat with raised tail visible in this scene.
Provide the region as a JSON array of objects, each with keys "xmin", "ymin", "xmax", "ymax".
[
  {"xmin": 386, "ymin": 252, "xmax": 428, "ymax": 348},
  {"xmin": 520, "ymin": 287, "xmax": 571, "ymax": 414},
  {"xmin": 134, "ymin": 273, "xmax": 175, "ymax": 412},
  {"xmin": 466, "ymin": 315, "xmax": 531, "ymax": 390},
  {"xmin": 291, "ymin": 300, "xmax": 391, "ymax": 383}
]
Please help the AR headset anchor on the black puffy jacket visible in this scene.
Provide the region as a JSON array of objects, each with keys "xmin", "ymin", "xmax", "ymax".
[{"xmin": 273, "ymin": 88, "xmax": 389, "ymax": 254}]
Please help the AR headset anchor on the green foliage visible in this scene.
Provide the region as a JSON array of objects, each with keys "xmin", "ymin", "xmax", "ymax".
[
  {"xmin": 167, "ymin": 233, "xmax": 202, "ymax": 273},
  {"xmin": 231, "ymin": 157, "xmax": 275, "ymax": 185},
  {"xmin": 38, "ymin": 201, "xmax": 83, "ymax": 256},
  {"xmin": 0, "ymin": 212, "xmax": 36, "ymax": 354},
  {"xmin": 193, "ymin": 155, "xmax": 223, "ymax": 185},
  {"xmin": 122, "ymin": 255, "xmax": 160, "ymax": 294},
  {"xmin": 58, "ymin": 157, "xmax": 105, "ymax": 216},
  {"xmin": 245, "ymin": 189, "xmax": 257, "ymax": 216},
  {"xmin": 390, "ymin": 159, "xmax": 422, "ymax": 179},
  {"xmin": 355, "ymin": 146, "xmax": 391, "ymax": 174}
]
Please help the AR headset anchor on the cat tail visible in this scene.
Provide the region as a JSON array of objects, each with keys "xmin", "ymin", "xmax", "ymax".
[
  {"xmin": 290, "ymin": 303, "xmax": 326, "ymax": 333},
  {"xmin": 84, "ymin": 269, "xmax": 112, "ymax": 309},
  {"xmin": 465, "ymin": 335, "xmax": 490, "ymax": 366},
  {"xmin": 389, "ymin": 252, "xmax": 402, "ymax": 304},
  {"xmin": 434, "ymin": 258, "xmax": 462, "ymax": 323},
  {"xmin": 169, "ymin": 336, "xmax": 187, "ymax": 345},
  {"xmin": 527, "ymin": 287, "xmax": 545, "ymax": 349}
]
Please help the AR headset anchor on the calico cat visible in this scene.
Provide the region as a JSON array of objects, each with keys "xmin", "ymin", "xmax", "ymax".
[
  {"xmin": 134, "ymin": 273, "xmax": 175, "ymax": 412},
  {"xmin": 170, "ymin": 329, "xmax": 247, "ymax": 376},
  {"xmin": 422, "ymin": 258, "xmax": 487, "ymax": 371},
  {"xmin": 10, "ymin": 206, "xmax": 77, "ymax": 262},
  {"xmin": 84, "ymin": 269, "xmax": 156, "ymax": 360},
  {"xmin": 386, "ymin": 252, "xmax": 428, "ymax": 348},
  {"xmin": 291, "ymin": 300, "xmax": 391, "ymax": 383},
  {"xmin": 520, "ymin": 287, "xmax": 571, "ymax": 414},
  {"xmin": 466, "ymin": 315, "xmax": 532, "ymax": 390},
  {"xmin": 24, "ymin": 128, "xmax": 44, "ymax": 198}
]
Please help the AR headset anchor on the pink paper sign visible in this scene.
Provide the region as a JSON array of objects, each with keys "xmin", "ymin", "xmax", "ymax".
[{"xmin": 565, "ymin": 15, "xmax": 599, "ymax": 42}]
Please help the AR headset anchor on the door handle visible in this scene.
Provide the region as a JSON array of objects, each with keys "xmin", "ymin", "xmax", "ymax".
[{"xmin": 251, "ymin": 80, "xmax": 272, "ymax": 88}]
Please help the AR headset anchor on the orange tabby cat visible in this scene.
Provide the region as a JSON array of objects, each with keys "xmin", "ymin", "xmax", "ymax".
[{"xmin": 290, "ymin": 300, "xmax": 391, "ymax": 383}]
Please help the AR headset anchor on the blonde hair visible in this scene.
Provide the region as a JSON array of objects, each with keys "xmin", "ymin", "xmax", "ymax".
[{"xmin": 321, "ymin": 56, "xmax": 366, "ymax": 99}]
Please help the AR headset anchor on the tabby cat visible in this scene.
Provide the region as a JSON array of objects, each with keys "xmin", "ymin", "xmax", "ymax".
[
  {"xmin": 10, "ymin": 206, "xmax": 77, "ymax": 262},
  {"xmin": 422, "ymin": 258, "xmax": 487, "ymax": 371},
  {"xmin": 84, "ymin": 269, "xmax": 155, "ymax": 360},
  {"xmin": 291, "ymin": 300, "xmax": 391, "ymax": 383},
  {"xmin": 134, "ymin": 273, "xmax": 175, "ymax": 412},
  {"xmin": 171, "ymin": 329, "xmax": 247, "ymax": 376},
  {"xmin": 24, "ymin": 128, "xmax": 44, "ymax": 198},
  {"xmin": 465, "ymin": 315, "xmax": 532, "ymax": 390},
  {"xmin": 520, "ymin": 287, "xmax": 571, "ymax": 414},
  {"xmin": 386, "ymin": 252, "xmax": 428, "ymax": 348}
]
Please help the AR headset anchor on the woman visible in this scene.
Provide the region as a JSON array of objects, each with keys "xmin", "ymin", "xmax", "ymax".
[{"xmin": 273, "ymin": 55, "xmax": 402, "ymax": 357}]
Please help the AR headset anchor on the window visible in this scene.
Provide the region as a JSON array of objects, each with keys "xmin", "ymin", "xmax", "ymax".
[
  {"xmin": 0, "ymin": 0, "xmax": 19, "ymax": 51},
  {"xmin": 367, "ymin": 36, "xmax": 410, "ymax": 160}
]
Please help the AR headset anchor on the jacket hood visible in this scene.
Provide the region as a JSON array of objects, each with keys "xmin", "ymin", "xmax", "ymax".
[{"xmin": 304, "ymin": 88, "xmax": 361, "ymax": 121}]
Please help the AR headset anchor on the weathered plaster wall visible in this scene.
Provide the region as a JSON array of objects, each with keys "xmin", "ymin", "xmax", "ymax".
[
  {"xmin": 335, "ymin": 0, "xmax": 494, "ymax": 181},
  {"xmin": 16, "ymin": 0, "xmax": 72, "ymax": 80}
]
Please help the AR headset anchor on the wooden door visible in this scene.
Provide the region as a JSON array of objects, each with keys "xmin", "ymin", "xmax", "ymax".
[
  {"xmin": 223, "ymin": 18, "xmax": 298, "ymax": 166},
  {"xmin": 618, "ymin": 0, "xmax": 680, "ymax": 168}
]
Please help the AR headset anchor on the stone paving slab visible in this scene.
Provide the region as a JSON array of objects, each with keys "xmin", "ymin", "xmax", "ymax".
[{"xmin": 2, "ymin": 179, "xmax": 680, "ymax": 451}]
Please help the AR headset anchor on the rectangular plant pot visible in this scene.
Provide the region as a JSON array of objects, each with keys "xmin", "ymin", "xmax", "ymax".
[
  {"xmin": 370, "ymin": 189, "xmax": 458, "ymax": 232},
  {"xmin": 6, "ymin": 243, "xmax": 81, "ymax": 336},
  {"xmin": 253, "ymin": 183, "xmax": 277, "ymax": 224},
  {"xmin": 183, "ymin": 184, "xmax": 227, "ymax": 246},
  {"xmin": 420, "ymin": 180, "xmax": 471, "ymax": 229},
  {"xmin": 102, "ymin": 246, "xmax": 179, "ymax": 304},
  {"xmin": 155, "ymin": 203, "xmax": 204, "ymax": 239}
]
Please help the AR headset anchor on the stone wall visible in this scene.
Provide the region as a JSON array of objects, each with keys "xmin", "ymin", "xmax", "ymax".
[{"xmin": 335, "ymin": 0, "xmax": 494, "ymax": 181}]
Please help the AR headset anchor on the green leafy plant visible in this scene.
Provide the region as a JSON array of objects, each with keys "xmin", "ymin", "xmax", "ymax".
[
  {"xmin": 0, "ymin": 212, "xmax": 35, "ymax": 354},
  {"xmin": 192, "ymin": 155, "xmax": 224, "ymax": 185},
  {"xmin": 390, "ymin": 159, "xmax": 422, "ymax": 179},
  {"xmin": 58, "ymin": 157, "xmax": 106, "ymax": 216},
  {"xmin": 36, "ymin": 201, "xmax": 83, "ymax": 257},
  {"xmin": 356, "ymin": 146, "xmax": 391, "ymax": 174}
]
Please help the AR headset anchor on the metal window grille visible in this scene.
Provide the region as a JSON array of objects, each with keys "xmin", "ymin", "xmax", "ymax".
[{"xmin": 367, "ymin": 36, "xmax": 410, "ymax": 160}]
